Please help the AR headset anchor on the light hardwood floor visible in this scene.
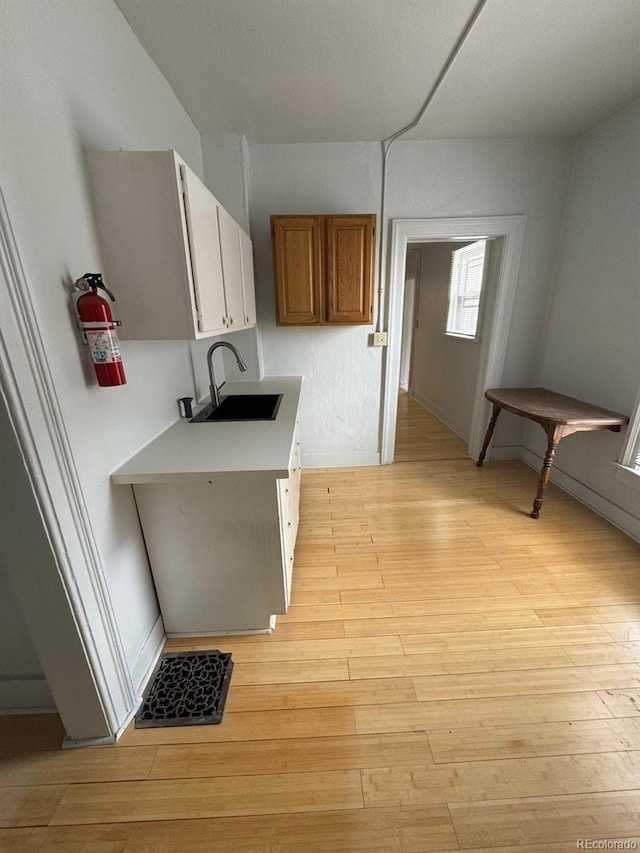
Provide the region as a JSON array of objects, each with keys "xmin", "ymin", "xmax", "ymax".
[
  {"xmin": 394, "ymin": 390, "xmax": 468, "ymax": 462},
  {"xmin": 2, "ymin": 394, "xmax": 640, "ymax": 851}
]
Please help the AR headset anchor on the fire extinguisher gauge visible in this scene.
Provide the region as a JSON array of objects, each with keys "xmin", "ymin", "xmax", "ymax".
[{"xmin": 73, "ymin": 273, "xmax": 116, "ymax": 302}]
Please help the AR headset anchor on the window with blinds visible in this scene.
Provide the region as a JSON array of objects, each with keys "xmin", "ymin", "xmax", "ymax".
[{"xmin": 445, "ymin": 240, "xmax": 487, "ymax": 339}]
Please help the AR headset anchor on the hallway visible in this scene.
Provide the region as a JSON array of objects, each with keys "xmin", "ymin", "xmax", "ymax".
[{"xmin": 394, "ymin": 390, "xmax": 469, "ymax": 462}]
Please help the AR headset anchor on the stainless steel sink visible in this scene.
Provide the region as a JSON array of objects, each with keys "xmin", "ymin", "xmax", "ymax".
[{"xmin": 190, "ymin": 393, "xmax": 283, "ymax": 423}]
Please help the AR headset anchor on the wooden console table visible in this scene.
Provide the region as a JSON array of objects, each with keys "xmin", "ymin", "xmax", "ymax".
[{"xmin": 477, "ymin": 387, "xmax": 628, "ymax": 519}]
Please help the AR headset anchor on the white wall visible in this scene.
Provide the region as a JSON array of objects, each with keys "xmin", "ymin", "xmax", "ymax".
[
  {"xmin": 201, "ymin": 134, "xmax": 250, "ymax": 232},
  {"xmin": 249, "ymin": 139, "xmax": 574, "ymax": 464},
  {"xmin": 250, "ymin": 143, "xmax": 383, "ymax": 467},
  {"xmin": 0, "ymin": 566, "xmax": 53, "ymax": 712},
  {"xmin": 532, "ymin": 97, "xmax": 640, "ymax": 527},
  {"xmin": 409, "ymin": 241, "xmax": 481, "ymax": 440},
  {"xmin": 0, "ymin": 0, "xmax": 205, "ymax": 713}
]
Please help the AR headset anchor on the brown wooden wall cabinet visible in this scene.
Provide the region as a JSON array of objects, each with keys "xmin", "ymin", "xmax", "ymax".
[{"xmin": 271, "ymin": 214, "xmax": 376, "ymax": 325}]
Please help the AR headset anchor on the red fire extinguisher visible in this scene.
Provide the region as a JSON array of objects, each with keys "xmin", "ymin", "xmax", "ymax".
[{"xmin": 74, "ymin": 273, "xmax": 126, "ymax": 387}]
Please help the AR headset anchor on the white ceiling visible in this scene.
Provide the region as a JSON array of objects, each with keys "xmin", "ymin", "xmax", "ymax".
[{"xmin": 115, "ymin": 0, "xmax": 640, "ymax": 143}]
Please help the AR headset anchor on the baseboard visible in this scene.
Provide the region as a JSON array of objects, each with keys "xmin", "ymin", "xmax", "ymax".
[
  {"xmin": 63, "ymin": 616, "xmax": 167, "ymax": 748},
  {"xmin": 302, "ymin": 451, "xmax": 381, "ymax": 468},
  {"xmin": 407, "ymin": 389, "xmax": 468, "ymax": 443},
  {"xmin": 521, "ymin": 448, "xmax": 640, "ymax": 544},
  {"xmin": 487, "ymin": 445, "xmax": 523, "ymax": 461},
  {"xmin": 0, "ymin": 676, "xmax": 56, "ymax": 713},
  {"xmin": 131, "ymin": 614, "xmax": 165, "ymax": 696}
]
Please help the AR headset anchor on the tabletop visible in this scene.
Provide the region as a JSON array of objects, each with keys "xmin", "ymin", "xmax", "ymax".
[{"xmin": 484, "ymin": 387, "xmax": 628, "ymax": 428}]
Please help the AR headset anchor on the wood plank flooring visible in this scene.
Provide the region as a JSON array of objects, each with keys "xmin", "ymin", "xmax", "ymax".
[{"xmin": 2, "ymin": 393, "xmax": 640, "ymax": 850}]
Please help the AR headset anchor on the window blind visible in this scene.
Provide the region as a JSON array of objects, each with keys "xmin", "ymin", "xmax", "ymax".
[{"xmin": 446, "ymin": 240, "xmax": 487, "ymax": 339}]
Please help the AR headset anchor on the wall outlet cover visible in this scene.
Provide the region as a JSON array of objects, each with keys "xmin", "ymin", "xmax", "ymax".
[{"xmin": 373, "ymin": 332, "xmax": 388, "ymax": 346}]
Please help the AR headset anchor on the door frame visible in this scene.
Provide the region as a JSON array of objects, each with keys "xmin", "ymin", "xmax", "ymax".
[
  {"xmin": 0, "ymin": 186, "xmax": 135, "ymax": 744},
  {"xmin": 380, "ymin": 215, "xmax": 526, "ymax": 464}
]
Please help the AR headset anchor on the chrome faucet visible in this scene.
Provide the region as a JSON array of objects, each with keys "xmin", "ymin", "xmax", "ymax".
[{"xmin": 206, "ymin": 341, "xmax": 247, "ymax": 406}]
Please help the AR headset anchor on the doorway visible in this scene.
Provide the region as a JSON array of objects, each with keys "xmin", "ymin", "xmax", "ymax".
[
  {"xmin": 394, "ymin": 240, "xmax": 483, "ymax": 463},
  {"xmin": 381, "ymin": 216, "xmax": 526, "ymax": 465}
]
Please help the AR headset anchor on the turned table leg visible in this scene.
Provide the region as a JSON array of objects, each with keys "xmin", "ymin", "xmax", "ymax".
[
  {"xmin": 477, "ymin": 404, "xmax": 501, "ymax": 467},
  {"xmin": 531, "ymin": 424, "xmax": 562, "ymax": 519}
]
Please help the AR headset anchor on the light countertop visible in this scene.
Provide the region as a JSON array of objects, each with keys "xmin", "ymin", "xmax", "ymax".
[{"xmin": 112, "ymin": 376, "xmax": 302, "ymax": 484}]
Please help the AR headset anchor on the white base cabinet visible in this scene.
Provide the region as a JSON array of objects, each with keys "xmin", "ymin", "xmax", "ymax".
[
  {"xmin": 111, "ymin": 377, "xmax": 304, "ymax": 636},
  {"xmin": 132, "ymin": 437, "xmax": 301, "ymax": 635}
]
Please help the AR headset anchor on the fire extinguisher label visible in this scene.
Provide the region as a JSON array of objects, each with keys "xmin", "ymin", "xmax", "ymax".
[{"xmin": 86, "ymin": 329, "xmax": 122, "ymax": 364}]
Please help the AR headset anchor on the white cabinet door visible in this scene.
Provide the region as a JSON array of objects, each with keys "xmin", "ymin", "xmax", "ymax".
[
  {"xmin": 218, "ymin": 207, "xmax": 245, "ymax": 331},
  {"xmin": 180, "ymin": 164, "xmax": 227, "ymax": 334},
  {"xmin": 239, "ymin": 229, "xmax": 257, "ymax": 327}
]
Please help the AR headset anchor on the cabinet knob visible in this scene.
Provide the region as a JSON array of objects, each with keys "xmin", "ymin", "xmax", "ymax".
[
  {"xmin": 288, "ymin": 522, "xmax": 291, "ymax": 528},
  {"xmin": 246, "ymin": 316, "xmax": 250, "ymax": 323},
  {"xmin": 229, "ymin": 317, "xmax": 235, "ymax": 325}
]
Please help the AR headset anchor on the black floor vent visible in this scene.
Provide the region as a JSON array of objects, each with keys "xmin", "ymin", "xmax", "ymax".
[{"xmin": 135, "ymin": 650, "xmax": 233, "ymax": 728}]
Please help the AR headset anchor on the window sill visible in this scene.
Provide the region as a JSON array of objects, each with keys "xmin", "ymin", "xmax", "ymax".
[
  {"xmin": 613, "ymin": 462, "xmax": 640, "ymax": 491},
  {"xmin": 445, "ymin": 332, "xmax": 480, "ymax": 342}
]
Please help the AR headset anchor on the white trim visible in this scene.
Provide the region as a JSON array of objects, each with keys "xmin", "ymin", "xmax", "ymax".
[
  {"xmin": 618, "ymin": 387, "xmax": 640, "ymax": 466},
  {"xmin": 63, "ymin": 732, "xmax": 118, "ymax": 750},
  {"xmin": 0, "ymin": 187, "xmax": 136, "ymax": 739},
  {"xmin": 613, "ymin": 386, "xmax": 640, "ymax": 490},
  {"xmin": 131, "ymin": 614, "xmax": 165, "ymax": 693},
  {"xmin": 166, "ymin": 626, "xmax": 274, "ymax": 638},
  {"xmin": 613, "ymin": 462, "xmax": 640, "ymax": 492},
  {"xmin": 487, "ymin": 445, "xmax": 523, "ymax": 461},
  {"xmin": 522, "ymin": 448, "xmax": 640, "ymax": 544},
  {"xmin": 381, "ymin": 215, "xmax": 526, "ymax": 465}
]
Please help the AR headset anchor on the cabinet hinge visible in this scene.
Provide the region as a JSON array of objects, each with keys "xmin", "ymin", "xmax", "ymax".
[{"xmin": 196, "ymin": 310, "xmax": 202, "ymax": 323}]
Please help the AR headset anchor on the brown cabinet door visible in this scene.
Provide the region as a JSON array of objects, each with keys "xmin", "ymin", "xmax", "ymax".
[
  {"xmin": 271, "ymin": 216, "xmax": 324, "ymax": 325},
  {"xmin": 326, "ymin": 215, "xmax": 375, "ymax": 324}
]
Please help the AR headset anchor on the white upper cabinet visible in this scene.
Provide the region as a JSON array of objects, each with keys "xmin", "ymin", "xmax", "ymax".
[
  {"xmin": 180, "ymin": 163, "xmax": 227, "ymax": 334},
  {"xmin": 85, "ymin": 150, "xmax": 257, "ymax": 340}
]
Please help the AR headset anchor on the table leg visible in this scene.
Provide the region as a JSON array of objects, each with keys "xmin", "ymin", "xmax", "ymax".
[
  {"xmin": 531, "ymin": 425, "xmax": 562, "ymax": 519},
  {"xmin": 477, "ymin": 404, "xmax": 501, "ymax": 467}
]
